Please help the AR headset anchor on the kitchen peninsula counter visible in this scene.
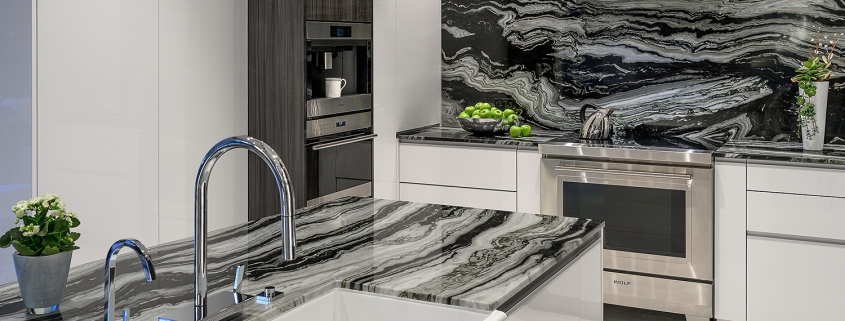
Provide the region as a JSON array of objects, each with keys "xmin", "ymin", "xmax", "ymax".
[{"xmin": 0, "ymin": 197, "xmax": 603, "ymax": 321}]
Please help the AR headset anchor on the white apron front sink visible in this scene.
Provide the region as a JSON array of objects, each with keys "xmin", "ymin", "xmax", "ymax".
[{"xmin": 271, "ymin": 289, "xmax": 489, "ymax": 321}]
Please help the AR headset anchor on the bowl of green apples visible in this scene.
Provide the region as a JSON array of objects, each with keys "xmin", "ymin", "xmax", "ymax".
[{"xmin": 457, "ymin": 102, "xmax": 531, "ymax": 137}]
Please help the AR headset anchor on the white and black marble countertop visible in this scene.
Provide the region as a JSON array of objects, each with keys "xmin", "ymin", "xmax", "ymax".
[
  {"xmin": 396, "ymin": 125, "xmax": 567, "ymax": 148},
  {"xmin": 715, "ymin": 140, "xmax": 845, "ymax": 167},
  {"xmin": 0, "ymin": 197, "xmax": 602, "ymax": 321},
  {"xmin": 398, "ymin": 125, "xmax": 720, "ymax": 152}
]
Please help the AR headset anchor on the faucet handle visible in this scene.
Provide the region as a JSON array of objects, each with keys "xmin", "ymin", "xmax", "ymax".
[
  {"xmin": 232, "ymin": 265, "xmax": 245, "ymax": 293},
  {"xmin": 122, "ymin": 308, "xmax": 129, "ymax": 321}
]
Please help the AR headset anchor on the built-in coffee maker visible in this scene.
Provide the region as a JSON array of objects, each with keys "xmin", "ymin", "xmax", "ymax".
[{"xmin": 304, "ymin": 21, "xmax": 374, "ymax": 206}]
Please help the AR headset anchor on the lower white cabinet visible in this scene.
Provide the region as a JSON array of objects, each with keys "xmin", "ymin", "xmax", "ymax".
[
  {"xmin": 399, "ymin": 183, "xmax": 517, "ymax": 211},
  {"xmin": 516, "ymin": 150, "xmax": 542, "ymax": 214},
  {"xmin": 747, "ymin": 236, "xmax": 845, "ymax": 321}
]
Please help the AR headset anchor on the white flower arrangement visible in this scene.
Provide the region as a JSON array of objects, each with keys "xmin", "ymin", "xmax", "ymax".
[{"xmin": 0, "ymin": 194, "xmax": 81, "ymax": 256}]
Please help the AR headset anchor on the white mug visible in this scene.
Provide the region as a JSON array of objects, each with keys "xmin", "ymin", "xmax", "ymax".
[{"xmin": 325, "ymin": 78, "xmax": 347, "ymax": 98}]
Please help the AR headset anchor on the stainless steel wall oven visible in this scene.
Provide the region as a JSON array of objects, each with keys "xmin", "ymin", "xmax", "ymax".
[
  {"xmin": 539, "ymin": 143, "xmax": 714, "ymax": 319},
  {"xmin": 305, "ymin": 21, "xmax": 375, "ymax": 206}
]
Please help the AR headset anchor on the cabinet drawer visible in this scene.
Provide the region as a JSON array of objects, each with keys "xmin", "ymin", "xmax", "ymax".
[
  {"xmin": 748, "ymin": 191, "xmax": 845, "ymax": 241},
  {"xmin": 399, "ymin": 183, "xmax": 517, "ymax": 212},
  {"xmin": 399, "ymin": 143, "xmax": 516, "ymax": 191},
  {"xmin": 747, "ymin": 236, "xmax": 845, "ymax": 321},
  {"xmin": 747, "ymin": 163, "xmax": 845, "ymax": 197}
]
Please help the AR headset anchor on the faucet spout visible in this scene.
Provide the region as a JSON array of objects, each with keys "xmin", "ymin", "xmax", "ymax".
[
  {"xmin": 193, "ymin": 136, "xmax": 296, "ymax": 308},
  {"xmin": 104, "ymin": 238, "xmax": 156, "ymax": 321}
]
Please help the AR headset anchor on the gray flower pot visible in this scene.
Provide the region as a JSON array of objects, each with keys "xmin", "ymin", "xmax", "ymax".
[{"xmin": 12, "ymin": 251, "xmax": 72, "ymax": 315}]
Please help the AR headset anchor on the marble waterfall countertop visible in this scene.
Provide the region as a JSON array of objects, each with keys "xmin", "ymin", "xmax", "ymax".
[
  {"xmin": 715, "ymin": 140, "xmax": 845, "ymax": 166},
  {"xmin": 0, "ymin": 197, "xmax": 602, "ymax": 321}
]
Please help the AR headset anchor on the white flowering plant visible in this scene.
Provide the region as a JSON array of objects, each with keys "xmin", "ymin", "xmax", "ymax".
[{"xmin": 0, "ymin": 194, "xmax": 81, "ymax": 256}]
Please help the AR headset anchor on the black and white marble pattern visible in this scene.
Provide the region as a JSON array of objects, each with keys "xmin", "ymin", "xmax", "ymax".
[
  {"xmin": 715, "ymin": 139, "xmax": 845, "ymax": 166},
  {"xmin": 397, "ymin": 124, "xmax": 567, "ymax": 148},
  {"xmin": 441, "ymin": 0, "xmax": 845, "ymax": 144},
  {"xmin": 0, "ymin": 197, "xmax": 602, "ymax": 321}
]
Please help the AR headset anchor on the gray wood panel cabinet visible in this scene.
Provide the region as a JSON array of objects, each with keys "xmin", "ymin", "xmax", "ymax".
[
  {"xmin": 248, "ymin": 0, "xmax": 307, "ymax": 220},
  {"xmin": 306, "ymin": 0, "xmax": 372, "ymax": 23}
]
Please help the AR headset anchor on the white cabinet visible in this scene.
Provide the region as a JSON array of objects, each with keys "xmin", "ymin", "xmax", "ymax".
[
  {"xmin": 399, "ymin": 143, "xmax": 516, "ymax": 191},
  {"xmin": 397, "ymin": 143, "xmax": 545, "ymax": 212},
  {"xmin": 747, "ymin": 236, "xmax": 845, "ymax": 321},
  {"xmin": 516, "ymin": 150, "xmax": 542, "ymax": 214},
  {"xmin": 399, "ymin": 183, "xmax": 516, "ymax": 212},
  {"xmin": 37, "ymin": 0, "xmax": 160, "ymax": 267},
  {"xmin": 747, "ymin": 163, "xmax": 845, "ymax": 198},
  {"xmin": 714, "ymin": 161, "xmax": 746, "ymax": 321},
  {"xmin": 506, "ymin": 240, "xmax": 603, "ymax": 321},
  {"xmin": 747, "ymin": 191, "xmax": 845, "ymax": 242}
]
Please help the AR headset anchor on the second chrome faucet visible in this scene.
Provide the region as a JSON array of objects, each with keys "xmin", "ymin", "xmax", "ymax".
[{"xmin": 103, "ymin": 238, "xmax": 156, "ymax": 321}]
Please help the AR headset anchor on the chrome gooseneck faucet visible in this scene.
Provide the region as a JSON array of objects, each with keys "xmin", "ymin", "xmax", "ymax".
[
  {"xmin": 193, "ymin": 136, "xmax": 296, "ymax": 311},
  {"xmin": 104, "ymin": 238, "xmax": 156, "ymax": 321}
]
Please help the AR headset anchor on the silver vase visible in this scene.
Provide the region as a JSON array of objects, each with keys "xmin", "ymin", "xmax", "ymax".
[{"xmin": 12, "ymin": 251, "xmax": 73, "ymax": 315}]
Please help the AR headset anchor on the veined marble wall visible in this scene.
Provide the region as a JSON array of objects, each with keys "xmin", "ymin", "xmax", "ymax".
[{"xmin": 441, "ymin": 0, "xmax": 845, "ymax": 147}]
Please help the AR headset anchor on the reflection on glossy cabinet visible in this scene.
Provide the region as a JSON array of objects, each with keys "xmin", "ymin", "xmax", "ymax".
[{"xmin": 306, "ymin": 0, "xmax": 372, "ymax": 22}]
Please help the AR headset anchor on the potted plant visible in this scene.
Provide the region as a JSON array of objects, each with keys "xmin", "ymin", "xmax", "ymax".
[
  {"xmin": 792, "ymin": 26, "xmax": 841, "ymax": 150},
  {"xmin": 0, "ymin": 194, "xmax": 80, "ymax": 315}
]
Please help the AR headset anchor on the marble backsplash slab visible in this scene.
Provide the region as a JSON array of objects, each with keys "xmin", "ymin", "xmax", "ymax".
[{"xmin": 441, "ymin": 0, "xmax": 845, "ymax": 146}]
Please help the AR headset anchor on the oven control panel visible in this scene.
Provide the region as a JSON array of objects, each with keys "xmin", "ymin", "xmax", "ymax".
[{"xmin": 306, "ymin": 111, "xmax": 372, "ymax": 139}]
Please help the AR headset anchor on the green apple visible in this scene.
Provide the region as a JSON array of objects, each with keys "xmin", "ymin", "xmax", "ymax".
[
  {"xmin": 503, "ymin": 109, "xmax": 515, "ymax": 118},
  {"xmin": 509, "ymin": 125, "xmax": 522, "ymax": 138},
  {"xmin": 465, "ymin": 106, "xmax": 476, "ymax": 116},
  {"xmin": 475, "ymin": 102, "xmax": 484, "ymax": 108},
  {"xmin": 520, "ymin": 124, "xmax": 532, "ymax": 137},
  {"xmin": 458, "ymin": 112, "xmax": 470, "ymax": 118},
  {"xmin": 480, "ymin": 109, "xmax": 493, "ymax": 118},
  {"xmin": 491, "ymin": 110, "xmax": 504, "ymax": 119},
  {"xmin": 472, "ymin": 114, "xmax": 481, "ymax": 119},
  {"xmin": 482, "ymin": 102, "xmax": 492, "ymax": 110},
  {"xmin": 502, "ymin": 118, "xmax": 513, "ymax": 125},
  {"xmin": 472, "ymin": 110, "xmax": 484, "ymax": 117}
]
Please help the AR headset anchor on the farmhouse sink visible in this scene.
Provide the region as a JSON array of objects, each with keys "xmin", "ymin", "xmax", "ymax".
[{"xmin": 271, "ymin": 289, "xmax": 490, "ymax": 321}]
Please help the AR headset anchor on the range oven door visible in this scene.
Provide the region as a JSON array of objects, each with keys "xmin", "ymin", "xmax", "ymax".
[
  {"xmin": 305, "ymin": 132, "xmax": 376, "ymax": 206},
  {"xmin": 541, "ymin": 158, "xmax": 713, "ymax": 282}
]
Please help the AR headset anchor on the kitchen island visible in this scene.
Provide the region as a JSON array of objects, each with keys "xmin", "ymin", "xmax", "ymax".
[{"xmin": 0, "ymin": 197, "xmax": 603, "ymax": 321}]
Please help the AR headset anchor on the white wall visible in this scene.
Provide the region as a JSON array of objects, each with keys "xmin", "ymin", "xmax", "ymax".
[
  {"xmin": 372, "ymin": 0, "xmax": 442, "ymax": 200},
  {"xmin": 0, "ymin": 0, "xmax": 33, "ymax": 284},
  {"xmin": 35, "ymin": 0, "xmax": 247, "ymax": 267}
]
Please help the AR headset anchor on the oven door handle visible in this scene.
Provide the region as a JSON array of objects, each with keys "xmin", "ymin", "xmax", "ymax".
[
  {"xmin": 312, "ymin": 134, "xmax": 378, "ymax": 150},
  {"xmin": 554, "ymin": 165, "xmax": 691, "ymax": 180}
]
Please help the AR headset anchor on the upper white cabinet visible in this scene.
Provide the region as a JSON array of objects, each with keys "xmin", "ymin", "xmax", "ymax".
[
  {"xmin": 397, "ymin": 143, "xmax": 543, "ymax": 212},
  {"xmin": 399, "ymin": 143, "xmax": 516, "ymax": 191}
]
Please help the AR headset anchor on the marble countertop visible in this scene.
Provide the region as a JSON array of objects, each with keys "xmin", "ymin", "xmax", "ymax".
[
  {"xmin": 0, "ymin": 197, "xmax": 602, "ymax": 321},
  {"xmin": 715, "ymin": 140, "xmax": 845, "ymax": 167},
  {"xmin": 396, "ymin": 124, "xmax": 567, "ymax": 148}
]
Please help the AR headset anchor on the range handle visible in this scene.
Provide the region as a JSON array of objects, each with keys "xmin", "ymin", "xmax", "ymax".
[
  {"xmin": 312, "ymin": 134, "xmax": 378, "ymax": 151},
  {"xmin": 554, "ymin": 165, "xmax": 691, "ymax": 180}
]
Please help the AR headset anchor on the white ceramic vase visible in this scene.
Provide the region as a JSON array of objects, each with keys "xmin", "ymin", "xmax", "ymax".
[{"xmin": 799, "ymin": 81, "xmax": 829, "ymax": 151}]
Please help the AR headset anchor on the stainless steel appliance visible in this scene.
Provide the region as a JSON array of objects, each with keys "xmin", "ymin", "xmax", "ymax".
[
  {"xmin": 539, "ymin": 142, "xmax": 714, "ymax": 320},
  {"xmin": 305, "ymin": 21, "xmax": 375, "ymax": 206},
  {"xmin": 579, "ymin": 104, "xmax": 614, "ymax": 140}
]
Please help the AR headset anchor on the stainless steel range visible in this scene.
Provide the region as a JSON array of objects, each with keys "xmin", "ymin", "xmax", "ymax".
[{"xmin": 539, "ymin": 140, "xmax": 714, "ymax": 320}]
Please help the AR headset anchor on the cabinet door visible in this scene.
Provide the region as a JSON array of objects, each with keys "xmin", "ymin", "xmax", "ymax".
[
  {"xmin": 516, "ymin": 150, "xmax": 542, "ymax": 214},
  {"xmin": 747, "ymin": 236, "xmax": 845, "ymax": 321},
  {"xmin": 399, "ymin": 143, "xmax": 516, "ymax": 191},
  {"xmin": 714, "ymin": 161, "xmax": 746, "ymax": 321},
  {"xmin": 306, "ymin": 0, "xmax": 372, "ymax": 22},
  {"xmin": 399, "ymin": 183, "xmax": 516, "ymax": 212}
]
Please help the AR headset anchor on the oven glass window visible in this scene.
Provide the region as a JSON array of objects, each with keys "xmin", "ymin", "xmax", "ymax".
[{"xmin": 562, "ymin": 182, "xmax": 686, "ymax": 258}]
